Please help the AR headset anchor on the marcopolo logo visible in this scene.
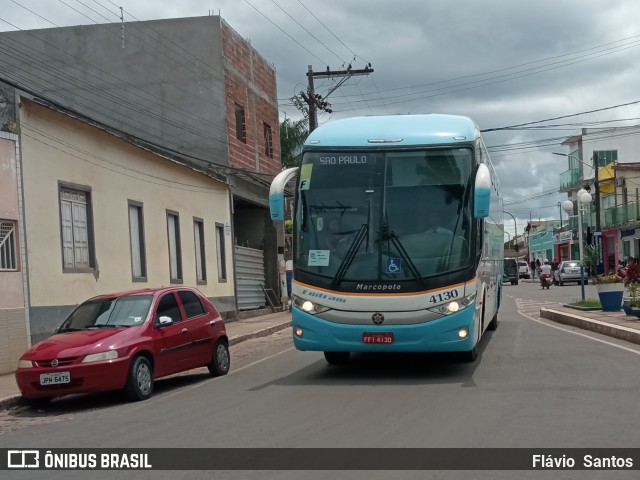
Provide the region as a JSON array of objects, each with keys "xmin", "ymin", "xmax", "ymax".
[{"xmin": 8, "ymin": 450, "xmax": 40, "ymax": 468}]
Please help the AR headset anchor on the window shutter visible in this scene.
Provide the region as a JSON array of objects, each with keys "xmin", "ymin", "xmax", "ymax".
[
  {"xmin": 72, "ymin": 202, "xmax": 89, "ymax": 267},
  {"xmin": 129, "ymin": 205, "xmax": 142, "ymax": 277},
  {"xmin": 61, "ymin": 200, "xmax": 75, "ymax": 268}
]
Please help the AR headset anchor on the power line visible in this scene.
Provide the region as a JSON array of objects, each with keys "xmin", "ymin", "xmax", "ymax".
[
  {"xmin": 269, "ymin": 0, "xmax": 345, "ymax": 63},
  {"xmin": 242, "ymin": 0, "xmax": 327, "ymax": 65},
  {"xmin": 347, "ymin": 32, "xmax": 640, "ymax": 99},
  {"xmin": 296, "ymin": 0, "xmax": 370, "ymax": 64},
  {"xmin": 325, "ymin": 38, "xmax": 640, "ymax": 110},
  {"xmin": 9, "ymin": 0, "xmax": 59, "ymax": 27},
  {"xmin": 482, "ymin": 100, "xmax": 640, "ymax": 132}
]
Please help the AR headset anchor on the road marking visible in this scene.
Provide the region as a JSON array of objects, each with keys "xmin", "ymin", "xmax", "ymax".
[{"xmin": 516, "ymin": 301, "xmax": 640, "ymax": 356}]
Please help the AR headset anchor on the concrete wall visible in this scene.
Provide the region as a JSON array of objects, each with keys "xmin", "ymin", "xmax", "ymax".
[
  {"xmin": 19, "ymin": 99, "xmax": 235, "ymax": 342},
  {"xmin": 0, "ymin": 17, "xmax": 229, "ymax": 167}
]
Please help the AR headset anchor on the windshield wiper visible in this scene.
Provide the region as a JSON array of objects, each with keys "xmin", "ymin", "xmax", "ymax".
[
  {"xmin": 332, "ymin": 224, "xmax": 368, "ymax": 288},
  {"xmin": 88, "ymin": 324, "xmax": 120, "ymax": 329},
  {"xmin": 57, "ymin": 327, "xmax": 83, "ymax": 333},
  {"xmin": 383, "ymin": 229, "xmax": 425, "ymax": 287}
]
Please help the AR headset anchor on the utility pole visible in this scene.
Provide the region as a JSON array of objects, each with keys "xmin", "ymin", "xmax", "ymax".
[
  {"xmin": 295, "ymin": 64, "xmax": 374, "ymax": 133},
  {"xmin": 301, "ymin": 65, "xmax": 319, "ymax": 132},
  {"xmin": 593, "ymin": 151, "xmax": 601, "ymax": 233}
]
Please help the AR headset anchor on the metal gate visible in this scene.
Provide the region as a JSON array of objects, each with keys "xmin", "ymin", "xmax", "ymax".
[{"xmin": 234, "ymin": 245, "xmax": 266, "ymax": 310}]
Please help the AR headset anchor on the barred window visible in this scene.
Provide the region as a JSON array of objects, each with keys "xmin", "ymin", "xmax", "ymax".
[
  {"xmin": 0, "ymin": 219, "xmax": 17, "ymax": 271},
  {"xmin": 235, "ymin": 103, "xmax": 246, "ymax": 143},
  {"xmin": 263, "ymin": 122, "xmax": 273, "ymax": 158}
]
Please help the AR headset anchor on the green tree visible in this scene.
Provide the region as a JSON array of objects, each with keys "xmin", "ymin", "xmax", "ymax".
[{"xmin": 280, "ymin": 117, "xmax": 308, "ymax": 169}]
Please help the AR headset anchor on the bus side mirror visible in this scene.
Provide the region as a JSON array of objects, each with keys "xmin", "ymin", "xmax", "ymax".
[
  {"xmin": 473, "ymin": 163, "xmax": 491, "ymax": 219},
  {"xmin": 270, "ymin": 167, "xmax": 298, "ymax": 221}
]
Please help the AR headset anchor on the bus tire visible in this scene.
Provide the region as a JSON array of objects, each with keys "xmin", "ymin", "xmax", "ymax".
[
  {"xmin": 487, "ymin": 313, "xmax": 498, "ymax": 331},
  {"xmin": 460, "ymin": 345, "xmax": 478, "ymax": 362},
  {"xmin": 324, "ymin": 351, "xmax": 350, "ymax": 365}
]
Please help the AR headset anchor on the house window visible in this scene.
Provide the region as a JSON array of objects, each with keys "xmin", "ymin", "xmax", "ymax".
[
  {"xmin": 568, "ymin": 150, "xmax": 579, "ymax": 170},
  {"xmin": 263, "ymin": 122, "xmax": 273, "ymax": 158},
  {"xmin": 128, "ymin": 201, "xmax": 147, "ymax": 281},
  {"xmin": 215, "ymin": 223, "xmax": 227, "ymax": 282},
  {"xmin": 194, "ymin": 218, "xmax": 206, "ymax": 284},
  {"xmin": 0, "ymin": 219, "xmax": 18, "ymax": 271},
  {"xmin": 235, "ymin": 103, "xmax": 246, "ymax": 143},
  {"xmin": 59, "ymin": 186, "xmax": 94, "ymax": 271},
  {"xmin": 167, "ymin": 211, "xmax": 183, "ymax": 283},
  {"xmin": 594, "ymin": 150, "xmax": 618, "ymax": 168}
]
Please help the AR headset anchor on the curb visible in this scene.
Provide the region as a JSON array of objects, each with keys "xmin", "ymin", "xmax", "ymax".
[
  {"xmin": 0, "ymin": 395, "xmax": 20, "ymax": 410},
  {"xmin": 540, "ymin": 308, "xmax": 640, "ymax": 345},
  {"xmin": 0, "ymin": 320, "xmax": 292, "ymax": 411},
  {"xmin": 229, "ymin": 320, "xmax": 292, "ymax": 346}
]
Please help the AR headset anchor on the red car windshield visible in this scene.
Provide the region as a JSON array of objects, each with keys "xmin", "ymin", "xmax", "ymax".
[{"xmin": 58, "ymin": 295, "xmax": 153, "ymax": 331}]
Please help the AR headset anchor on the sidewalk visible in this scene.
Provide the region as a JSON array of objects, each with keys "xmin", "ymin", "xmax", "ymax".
[{"xmin": 0, "ymin": 310, "xmax": 292, "ymax": 410}]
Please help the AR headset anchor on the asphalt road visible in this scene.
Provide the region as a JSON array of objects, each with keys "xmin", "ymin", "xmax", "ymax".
[{"xmin": 2, "ymin": 281, "xmax": 640, "ymax": 480}]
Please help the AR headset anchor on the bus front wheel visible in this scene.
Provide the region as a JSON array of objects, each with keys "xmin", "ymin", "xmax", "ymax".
[
  {"xmin": 487, "ymin": 313, "xmax": 498, "ymax": 331},
  {"xmin": 460, "ymin": 345, "xmax": 478, "ymax": 362},
  {"xmin": 324, "ymin": 351, "xmax": 350, "ymax": 365}
]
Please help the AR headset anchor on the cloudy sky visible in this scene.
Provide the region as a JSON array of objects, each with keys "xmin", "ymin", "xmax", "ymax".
[{"xmin": 3, "ymin": 0, "xmax": 640, "ymax": 241}]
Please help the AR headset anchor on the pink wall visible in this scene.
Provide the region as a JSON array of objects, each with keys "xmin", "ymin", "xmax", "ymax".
[
  {"xmin": 0, "ymin": 137, "xmax": 19, "ymax": 219},
  {"xmin": 0, "ymin": 136, "xmax": 24, "ymax": 308}
]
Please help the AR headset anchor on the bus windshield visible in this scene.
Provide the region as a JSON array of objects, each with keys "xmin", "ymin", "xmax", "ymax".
[{"xmin": 294, "ymin": 148, "xmax": 474, "ymax": 289}]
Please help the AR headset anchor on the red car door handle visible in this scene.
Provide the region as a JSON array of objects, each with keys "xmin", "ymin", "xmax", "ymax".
[
  {"xmin": 209, "ymin": 320, "xmax": 216, "ymax": 326},
  {"xmin": 181, "ymin": 328, "xmax": 188, "ymax": 334}
]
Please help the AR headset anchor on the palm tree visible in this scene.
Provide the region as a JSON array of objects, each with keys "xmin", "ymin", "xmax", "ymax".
[
  {"xmin": 583, "ymin": 244, "xmax": 599, "ymax": 276},
  {"xmin": 279, "ymin": 117, "xmax": 308, "ymax": 169}
]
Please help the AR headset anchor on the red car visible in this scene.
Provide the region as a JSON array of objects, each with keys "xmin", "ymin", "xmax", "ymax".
[{"xmin": 15, "ymin": 287, "xmax": 229, "ymax": 404}]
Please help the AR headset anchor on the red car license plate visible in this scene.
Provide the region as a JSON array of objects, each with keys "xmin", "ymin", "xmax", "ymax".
[{"xmin": 362, "ymin": 333, "xmax": 394, "ymax": 344}]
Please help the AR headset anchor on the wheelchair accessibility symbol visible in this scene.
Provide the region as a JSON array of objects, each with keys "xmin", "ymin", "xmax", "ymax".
[{"xmin": 386, "ymin": 258, "xmax": 402, "ymax": 274}]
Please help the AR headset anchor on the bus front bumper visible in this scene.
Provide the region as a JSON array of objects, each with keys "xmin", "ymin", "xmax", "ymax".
[{"xmin": 291, "ymin": 307, "xmax": 476, "ymax": 353}]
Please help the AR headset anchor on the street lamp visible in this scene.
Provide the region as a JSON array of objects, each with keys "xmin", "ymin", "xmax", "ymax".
[
  {"xmin": 553, "ymin": 151, "xmax": 600, "ymax": 232},
  {"xmin": 563, "ymin": 188, "xmax": 592, "ymax": 301},
  {"xmin": 504, "ymin": 211, "xmax": 518, "ymax": 251}
]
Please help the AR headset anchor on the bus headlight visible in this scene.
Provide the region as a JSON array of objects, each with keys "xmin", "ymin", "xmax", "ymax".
[
  {"xmin": 428, "ymin": 292, "xmax": 476, "ymax": 316},
  {"xmin": 293, "ymin": 295, "xmax": 330, "ymax": 315}
]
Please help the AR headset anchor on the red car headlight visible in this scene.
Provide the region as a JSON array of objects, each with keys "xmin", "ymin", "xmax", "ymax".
[{"xmin": 82, "ymin": 350, "xmax": 119, "ymax": 363}]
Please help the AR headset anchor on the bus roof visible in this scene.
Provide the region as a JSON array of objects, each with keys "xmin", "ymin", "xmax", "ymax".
[{"xmin": 304, "ymin": 114, "xmax": 479, "ymax": 147}]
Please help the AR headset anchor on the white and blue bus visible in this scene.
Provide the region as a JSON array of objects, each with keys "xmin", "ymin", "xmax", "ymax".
[{"xmin": 270, "ymin": 115, "xmax": 503, "ymax": 363}]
